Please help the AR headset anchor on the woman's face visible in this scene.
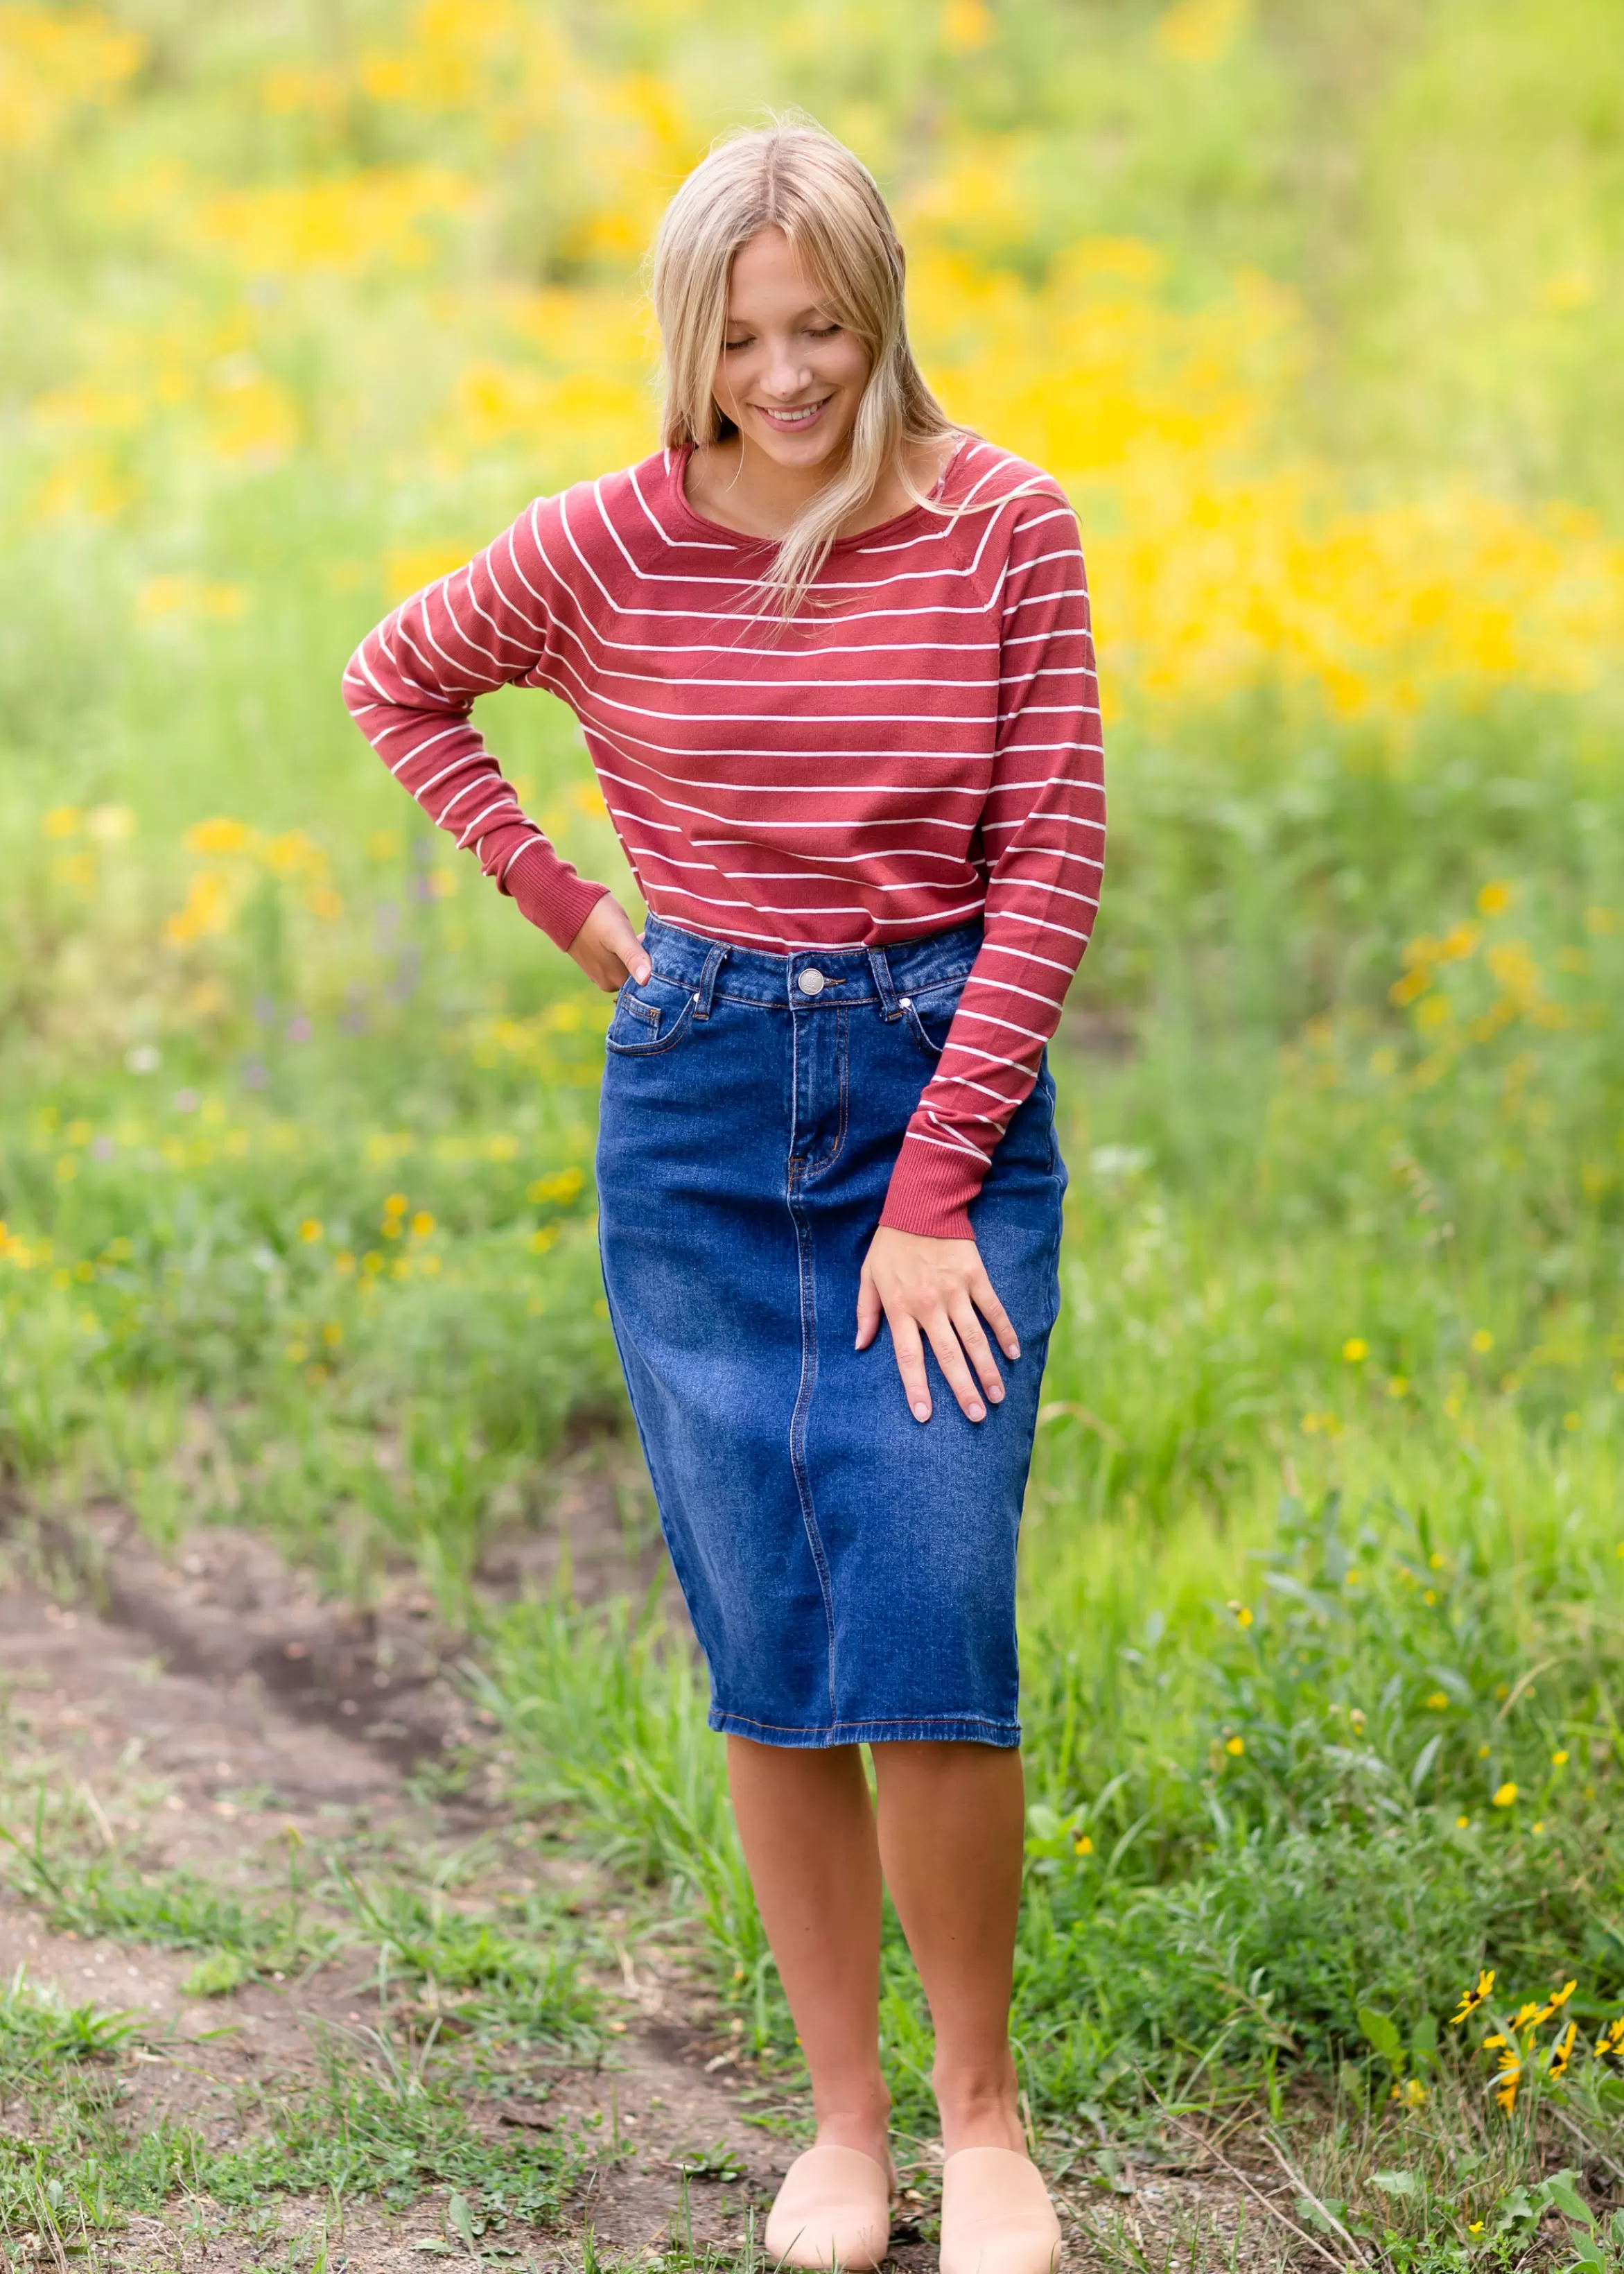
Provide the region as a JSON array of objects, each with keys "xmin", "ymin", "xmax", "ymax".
[{"xmin": 712, "ymin": 226, "xmax": 871, "ymax": 473}]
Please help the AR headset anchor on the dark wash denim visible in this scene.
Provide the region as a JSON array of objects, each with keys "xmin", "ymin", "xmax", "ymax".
[{"xmin": 595, "ymin": 913, "xmax": 1068, "ymax": 1749}]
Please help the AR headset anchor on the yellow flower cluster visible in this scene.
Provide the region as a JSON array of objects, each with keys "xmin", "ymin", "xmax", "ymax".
[
  {"xmin": 0, "ymin": 5, "xmax": 142, "ymax": 156},
  {"xmin": 1451, "ymin": 1972, "xmax": 1597, "ymax": 2115},
  {"xmin": 162, "ymin": 817, "xmax": 342, "ymax": 946}
]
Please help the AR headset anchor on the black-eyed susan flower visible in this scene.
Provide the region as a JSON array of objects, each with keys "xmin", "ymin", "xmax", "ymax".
[
  {"xmin": 1450, "ymin": 1968, "xmax": 1494, "ymax": 2024},
  {"xmin": 1594, "ymin": 2015, "xmax": 1624, "ymax": 2065},
  {"xmin": 1547, "ymin": 2020, "xmax": 1578, "ymax": 2079},
  {"xmin": 1493, "ymin": 2054, "xmax": 1521, "ymax": 2115}
]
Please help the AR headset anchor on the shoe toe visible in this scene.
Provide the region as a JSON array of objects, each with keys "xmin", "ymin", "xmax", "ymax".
[{"xmin": 765, "ymin": 2144, "xmax": 893, "ymax": 2270}]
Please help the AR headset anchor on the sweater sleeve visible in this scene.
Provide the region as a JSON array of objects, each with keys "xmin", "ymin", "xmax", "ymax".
[
  {"xmin": 340, "ymin": 496, "xmax": 611, "ymax": 952},
  {"xmin": 878, "ymin": 492, "xmax": 1105, "ymax": 1241}
]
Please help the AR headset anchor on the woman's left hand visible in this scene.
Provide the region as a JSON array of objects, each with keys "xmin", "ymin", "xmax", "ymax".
[{"xmin": 856, "ymin": 1224, "xmax": 1020, "ymax": 1424}]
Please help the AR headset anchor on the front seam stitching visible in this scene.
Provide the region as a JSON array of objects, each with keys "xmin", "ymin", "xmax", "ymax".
[{"xmin": 786, "ymin": 1012, "xmax": 839, "ymax": 1717}]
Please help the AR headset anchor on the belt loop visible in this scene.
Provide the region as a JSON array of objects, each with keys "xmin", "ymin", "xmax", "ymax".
[
  {"xmin": 866, "ymin": 945, "xmax": 902, "ymax": 1021},
  {"xmin": 693, "ymin": 940, "xmax": 729, "ymax": 1018}
]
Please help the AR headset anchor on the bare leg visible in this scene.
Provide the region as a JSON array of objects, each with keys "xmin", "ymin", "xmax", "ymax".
[
  {"xmin": 871, "ymin": 1742, "xmax": 1027, "ymax": 2155},
  {"xmin": 726, "ymin": 1735, "xmax": 891, "ymax": 2167}
]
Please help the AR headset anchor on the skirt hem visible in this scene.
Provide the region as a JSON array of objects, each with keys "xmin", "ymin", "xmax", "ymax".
[{"xmin": 709, "ymin": 1706, "xmax": 1021, "ymax": 1750}]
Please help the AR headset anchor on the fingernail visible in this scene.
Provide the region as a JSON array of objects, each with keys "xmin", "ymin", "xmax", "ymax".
[
  {"xmin": 1007, "ymin": 1342, "xmax": 1022, "ymax": 1360},
  {"xmin": 989, "ymin": 1384, "xmax": 1004, "ymax": 1403},
  {"xmin": 912, "ymin": 1403, "xmax": 930, "ymax": 1423},
  {"xmin": 969, "ymin": 1402, "xmax": 986, "ymax": 1422}
]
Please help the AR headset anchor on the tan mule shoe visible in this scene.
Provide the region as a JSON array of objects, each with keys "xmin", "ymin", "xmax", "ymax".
[
  {"xmin": 764, "ymin": 2144, "xmax": 894, "ymax": 2270},
  {"xmin": 939, "ymin": 2146, "xmax": 1062, "ymax": 2274}
]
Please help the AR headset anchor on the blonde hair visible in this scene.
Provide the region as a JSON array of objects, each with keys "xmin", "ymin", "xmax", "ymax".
[{"xmin": 649, "ymin": 114, "xmax": 961, "ymax": 616}]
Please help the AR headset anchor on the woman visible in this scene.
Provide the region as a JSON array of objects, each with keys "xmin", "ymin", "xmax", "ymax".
[{"xmin": 343, "ymin": 116, "xmax": 1103, "ymax": 2274}]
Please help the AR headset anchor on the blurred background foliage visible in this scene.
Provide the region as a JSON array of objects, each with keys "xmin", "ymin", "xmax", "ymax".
[{"xmin": 3, "ymin": 0, "xmax": 1624, "ymax": 2135}]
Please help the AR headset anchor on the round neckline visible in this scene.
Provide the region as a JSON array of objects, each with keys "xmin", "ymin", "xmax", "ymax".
[{"xmin": 665, "ymin": 432, "xmax": 968, "ymax": 555}]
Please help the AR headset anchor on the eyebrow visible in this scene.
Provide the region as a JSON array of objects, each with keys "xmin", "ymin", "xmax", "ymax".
[{"xmin": 724, "ymin": 306, "xmax": 834, "ymax": 329}]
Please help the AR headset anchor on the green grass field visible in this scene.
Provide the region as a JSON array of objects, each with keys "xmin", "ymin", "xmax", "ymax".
[{"xmin": 3, "ymin": 0, "xmax": 1624, "ymax": 2262}]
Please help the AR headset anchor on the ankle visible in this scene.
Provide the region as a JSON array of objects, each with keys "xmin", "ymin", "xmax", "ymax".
[
  {"xmin": 810, "ymin": 2089, "xmax": 892, "ymax": 2171},
  {"xmin": 933, "ymin": 2057, "xmax": 1026, "ymax": 2158}
]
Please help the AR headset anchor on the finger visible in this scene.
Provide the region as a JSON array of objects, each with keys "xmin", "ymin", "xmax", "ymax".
[
  {"xmin": 855, "ymin": 1262, "xmax": 882, "ymax": 1351},
  {"xmin": 606, "ymin": 919, "xmax": 651, "ymax": 986},
  {"xmin": 886, "ymin": 1307, "xmax": 934, "ymax": 1423},
  {"xmin": 950, "ymin": 1298, "xmax": 1005, "ymax": 1403},
  {"xmin": 970, "ymin": 1267, "xmax": 1021, "ymax": 1362},
  {"xmin": 591, "ymin": 899, "xmax": 651, "ymax": 984},
  {"xmin": 923, "ymin": 1309, "xmax": 988, "ymax": 1424}
]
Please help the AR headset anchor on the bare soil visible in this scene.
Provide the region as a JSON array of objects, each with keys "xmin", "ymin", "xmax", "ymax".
[{"xmin": 0, "ymin": 1479, "xmax": 1263, "ymax": 2272}]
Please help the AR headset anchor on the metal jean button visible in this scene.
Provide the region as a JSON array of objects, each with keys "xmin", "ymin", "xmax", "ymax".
[{"xmin": 797, "ymin": 968, "xmax": 826, "ymax": 996}]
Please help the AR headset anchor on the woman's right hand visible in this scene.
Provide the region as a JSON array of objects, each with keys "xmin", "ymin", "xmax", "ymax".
[{"xmin": 568, "ymin": 894, "xmax": 652, "ymax": 993}]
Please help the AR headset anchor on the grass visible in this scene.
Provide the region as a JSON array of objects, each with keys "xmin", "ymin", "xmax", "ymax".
[
  {"xmin": 0, "ymin": 1966, "xmax": 584, "ymax": 2261},
  {"xmin": 0, "ymin": 1791, "xmax": 603, "ymax": 2053}
]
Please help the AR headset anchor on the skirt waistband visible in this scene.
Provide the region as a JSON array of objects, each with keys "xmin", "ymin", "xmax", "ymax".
[{"xmin": 638, "ymin": 912, "xmax": 985, "ymax": 1012}]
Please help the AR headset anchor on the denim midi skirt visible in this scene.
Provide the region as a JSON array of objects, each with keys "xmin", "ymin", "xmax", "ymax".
[{"xmin": 594, "ymin": 914, "xmax": 1067, "ymax": 1750}]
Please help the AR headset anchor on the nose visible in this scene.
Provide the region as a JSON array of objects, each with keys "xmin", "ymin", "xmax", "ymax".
[{"xmin": 759, "ymin": 340, "xmax": 813, "ymax": 399}]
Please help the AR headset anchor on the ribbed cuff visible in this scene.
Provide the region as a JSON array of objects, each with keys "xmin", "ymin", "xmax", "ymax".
[
  {"xmin": 504, "ymin": 840, "xmax": 612, "ymax": 952},
  {"xmin": 878, "ymin": 1138, "xmax": 982, "ymax": 1242}
]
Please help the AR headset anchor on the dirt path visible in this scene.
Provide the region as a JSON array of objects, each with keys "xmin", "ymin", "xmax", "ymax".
[{"xmin": 0, "ymin": 1498, "xmax": 1258, "ymax": 2272}]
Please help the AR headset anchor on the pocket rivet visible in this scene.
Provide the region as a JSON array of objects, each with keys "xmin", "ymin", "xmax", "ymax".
[
  {"xmin": 898, "ymin": 996, "xmax": 913, "ymax": 1009},
  {"xmin": 692, "ymin": 992, "xmax": 701, "ymax": 1003}
]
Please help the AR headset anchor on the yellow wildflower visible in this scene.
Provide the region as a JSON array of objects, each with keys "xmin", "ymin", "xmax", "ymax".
[
  {"xmin": 1492, "ymin": 1782, "xmax": 1517, "ymax": 1807},
  {"xmin": 1225, "ymin": 1735, "xmax": 1245, "ymax": 1756},
  {"xmin": 298, "ymin": 1218, "xmax": 323, "ymax": 1243},
  {"xmin": 1530, "ymin": 1981, "xmax": 1577, "ymax": 2026},
  {"xmin": 1548, "ymin": 2020, "xmax": 1578, "ymax": 2079},
  {"xmin": 1551, "ymin": 1749, "xmax": 1568, "ymax": 1767},
  {"xmin": 1450, "ymin": 1968, "xmax": 1494, "ymax": 2024},
  {"xmin": 1074, "ymin": 1835, "xmax": 1093, "ymax": 1855},
  {"xmin": 1426, "ymin": 1691, "xmax": 1449, "ymax": 1710},
  {"xmin": 1342, "ymin": 1337, "xmax": 1368, "ymax": 1362}
]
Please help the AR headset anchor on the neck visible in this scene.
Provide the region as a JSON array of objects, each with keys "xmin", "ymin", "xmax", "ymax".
[{"xmin": 728, "ymin": 431, "xmax": 857, "ymax": 537}]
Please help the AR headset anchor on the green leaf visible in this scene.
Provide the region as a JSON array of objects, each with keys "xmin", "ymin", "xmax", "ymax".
[
  {"xmin": 1357, "ymin": 2006, "xmax": 1403, "ymax": 2067},
  {"xmin": 181, "ymin": 1949, "xmax": 252, "ymax": 1998},
  {"xmin": 448, "ymin": 2191, "xmax": 480, "ymax": 2252},
  {"xmin": 1542, "ymin": 2173, "xmax": 1594, "ymax": 2229},
  {"xmin": 1372, "ymin": 2171, "xmax": 1421, "ymax": 2198},
  {"xmin": 412, "ymin": 2244, "xmax": 458, "ymax": 2257}
]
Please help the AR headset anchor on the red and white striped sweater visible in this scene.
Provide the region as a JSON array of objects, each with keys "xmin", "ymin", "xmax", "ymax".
[{"xmin": 342, "ymin": 435, "xmax": 1105, "ymax": 1240}]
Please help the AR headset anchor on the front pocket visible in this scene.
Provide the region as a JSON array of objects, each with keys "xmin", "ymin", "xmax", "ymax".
[
  {"xmin": 900, "ymin": 976, "xmax": 970, "ymax": 1061},
  {"xmin": 605, "ymin": 973, "xmax": 699, "ymax": 1057}
]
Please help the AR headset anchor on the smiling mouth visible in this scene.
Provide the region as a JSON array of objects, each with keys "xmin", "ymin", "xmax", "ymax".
[{"xmin": 753, "ymin": 397, "xmax": 832, "ymax": 429}]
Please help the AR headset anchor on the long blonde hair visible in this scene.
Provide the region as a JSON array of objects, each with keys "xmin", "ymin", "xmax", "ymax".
[{"xmin": 649, "ymin": 114, "xmax": 961, "ymax": 616}]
